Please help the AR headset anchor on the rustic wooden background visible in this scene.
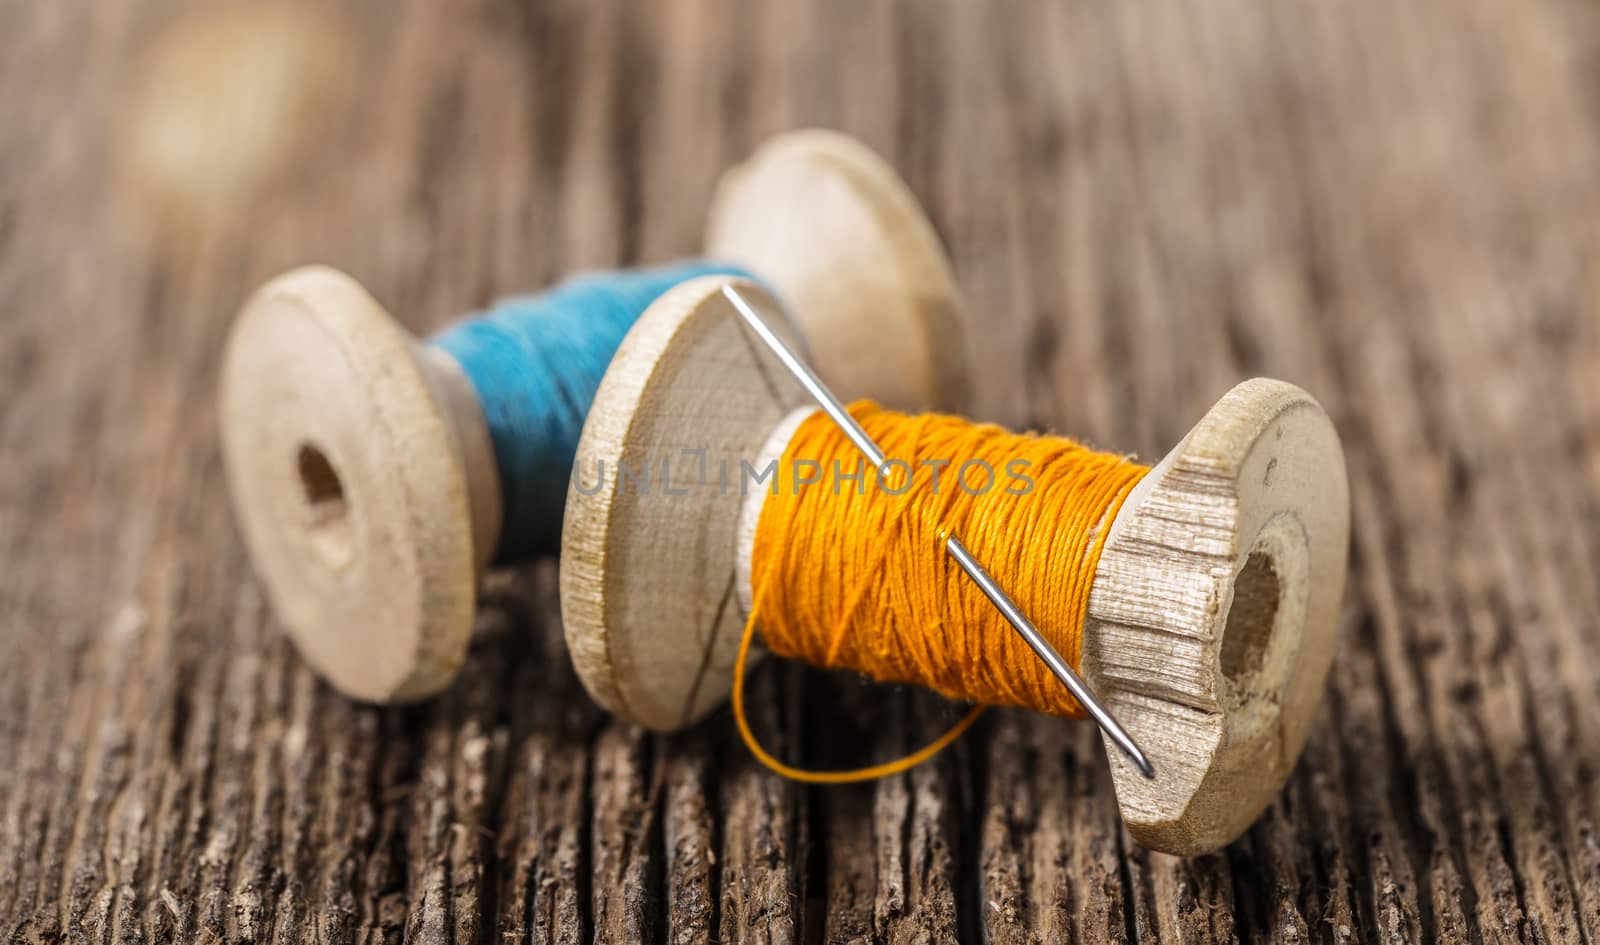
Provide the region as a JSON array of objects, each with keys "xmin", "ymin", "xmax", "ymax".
[{"xmin": 5, "ymin": 0, "xmax": 1600, "ymax": 942}]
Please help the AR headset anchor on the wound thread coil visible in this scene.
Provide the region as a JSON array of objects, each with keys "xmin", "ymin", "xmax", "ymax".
[
  {"xmin": 432, "ymin": 261, "xmax": 750, "ymax": 558},
  {"xmin": 735, "ymin": 401, "xmax": 1149, "ymax": 782}
]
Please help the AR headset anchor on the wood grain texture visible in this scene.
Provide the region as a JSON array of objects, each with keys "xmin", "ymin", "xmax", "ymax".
[{"xmin": 3, "ymin": 0, "xmax": 1598, "ymax": 942}]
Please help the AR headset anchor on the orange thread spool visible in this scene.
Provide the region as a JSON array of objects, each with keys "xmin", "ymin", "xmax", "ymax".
[{"xmin": 733, "ymin": 402, "xmax": 1150, "ymax": 783}]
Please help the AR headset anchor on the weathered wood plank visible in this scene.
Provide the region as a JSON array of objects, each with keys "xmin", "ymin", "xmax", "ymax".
[{"xmin": 5, "ymin": 0, "xmax": 1600, "ymax": 942}]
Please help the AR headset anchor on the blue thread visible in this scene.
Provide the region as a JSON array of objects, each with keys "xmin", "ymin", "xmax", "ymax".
[{"xmin": 431, "ymin": 261, "xmax": 752, "ymax": 561}]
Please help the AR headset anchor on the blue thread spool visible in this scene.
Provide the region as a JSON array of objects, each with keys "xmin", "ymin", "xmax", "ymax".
[{"xmin": 219, "ymin": 129, "xmax": 971, "ymax": 703}]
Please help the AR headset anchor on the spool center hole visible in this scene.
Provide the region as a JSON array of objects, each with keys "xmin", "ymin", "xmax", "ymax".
[
  {"xmin": 296, "ymin": 443, "xmax": 354, "ymax": 569},
  {"xmin": 1220, "ymin": 552, "xmax": 1281, "ymax": 684},
  {"xmin": 298, "ymin": 444, "xmax": 345, "ymax": 509}
]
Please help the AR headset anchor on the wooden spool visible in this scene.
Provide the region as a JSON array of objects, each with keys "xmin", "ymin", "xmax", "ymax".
[
  {"xmin": 561, "ymin": 277, "xmax": 1349, "ymax": 855},
  {"xmin": 219, "ymin": 130, "xmax": 966, "ymax": 704}
]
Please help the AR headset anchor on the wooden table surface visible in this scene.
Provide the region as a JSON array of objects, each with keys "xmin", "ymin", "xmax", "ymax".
[{"xmin": 5, "ymin": 1, "xmax": 1599, "ymax": 942}]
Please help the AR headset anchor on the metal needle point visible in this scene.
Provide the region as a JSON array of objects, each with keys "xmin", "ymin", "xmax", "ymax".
[{"xmin": 722, "ymin": 284, "xmax": 1156, "ymax": 779}]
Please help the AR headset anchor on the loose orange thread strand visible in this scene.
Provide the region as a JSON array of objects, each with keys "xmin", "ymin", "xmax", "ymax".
[{"xmin": 733, "ymin": 401, "xmax": 1150, "ymax": 784}]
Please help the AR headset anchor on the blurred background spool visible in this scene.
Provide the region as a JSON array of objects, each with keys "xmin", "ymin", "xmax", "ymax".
[{"xmin": 120, "ymin": 3, "xmax": 356, "ymax": 244}]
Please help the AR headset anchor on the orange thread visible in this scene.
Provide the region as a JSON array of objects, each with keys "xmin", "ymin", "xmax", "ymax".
[{"xmin": 733, "ymin": 401, "xmax": 1149, "ymax": 784}]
